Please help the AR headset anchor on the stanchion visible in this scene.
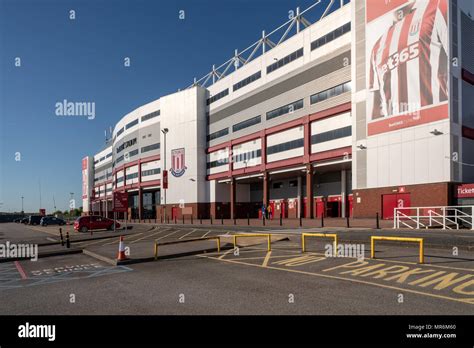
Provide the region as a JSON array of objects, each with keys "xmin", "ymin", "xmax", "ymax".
[
  {"xmin": 66, "ymin": 231, "xmax": 70, "ymax": 249},
  {"xmin": 346, "ymin": 216, "xmax": 350, "ymax": 228},
  {"xmin": 280, "ymin": 213, "xmax": 282, "ymax": 226},
  {"xmin": 376, "ymin": 212, "xmax": 380, "ymax": 229},
  {"xmin": 247, "ymin": 213, "xmax": 250, "ymax": 226},
  {"xmin": 299, "ymin": 217, "xmax": 302, "ymax": 227},
  {"xmin": 59, "ymin": 228, "xmax": 64, "ymax": 246},
  {"xmin": 321, "ymin": 214, "xmax": 324, "ymax": 228},
  {"xmin": 211, "ymin": 215, "xmax": 213, "ymax": 225}
]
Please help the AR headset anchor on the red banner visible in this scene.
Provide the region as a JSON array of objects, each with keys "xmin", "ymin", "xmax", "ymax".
[
  {"xmin": 455, "ymin": 184, "xmax": 474, "ymax": 198},
  {"xmin": 162, "ymin": 170, "xmax": 168, "ymax": 189},
  {"xmin": 113, "ymin": 192, "xmax": 128, "ymax": 212}
]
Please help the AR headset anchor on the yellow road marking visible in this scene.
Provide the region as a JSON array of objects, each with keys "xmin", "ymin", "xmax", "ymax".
[
  {"xmin": 198, "ymin": 254, "xmax": 474, "ymax": 305},
  {"xmin": 262, "ymin": 251, "xmax": 272, "ymax": 267}
]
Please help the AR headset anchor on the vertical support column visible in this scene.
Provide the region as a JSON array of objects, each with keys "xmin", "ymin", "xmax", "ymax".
[
  {"xmin": 341, "ymin": 169, "xmax": 346, "ymax": 218},
  {"xmin": 105, "ymin": 198, "xmax": 108, "ymax": 219},
  {"xmin": 297, "ymin": 176, "xmax": 302, "ymax": 218},
  {"xmin": 230, "ymin": 178, "xmax": 236, "ymax": 220},
  {"xmin": 263, "ymin": 171, "xmax": 269, "ymax": 208},
  {"xmin": 138, "ymin": 188, "xmax": 143, "ymax": 221},
  {"xmin": 306, "ymin": 163, "xmax": 314, "ymax": 219}
]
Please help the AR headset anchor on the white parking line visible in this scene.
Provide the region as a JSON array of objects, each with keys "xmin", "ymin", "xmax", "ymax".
[
  {"xmin": 130, "ymin": 228, "xmax": 172, "ymax": 244},
  {"xmin": 201, "ymin": 230, "xmax": 212, "ymax": 238},
  {"xmin": 154, "ymin": 230, "xmax": 179, "ymax": 241},
  {"xmin": 178, "ymin": 229, "xmax": 196, "ymax": 240}
]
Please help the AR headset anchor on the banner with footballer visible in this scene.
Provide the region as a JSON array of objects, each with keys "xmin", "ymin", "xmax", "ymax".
[{"xmin": 366, "ymin": 0, "xmax": 449, "ymax": 136}]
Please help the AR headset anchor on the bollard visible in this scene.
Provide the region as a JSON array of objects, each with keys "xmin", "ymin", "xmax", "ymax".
[
  {"xmin": 66, "ymin": 231, "xmax": 71, "ymax": 249},
  {"xmin": 211, "ymin": 215, "xmax": 213, "ymax": 225},
  {"xmin": 200, "ymin": 216, "xmax": 202, "ymax": 225},
  {"xmin": 161, "ymin": 216, "xmax": 163, "ymax": 224},
  {"xmin": 191, "ymin": 215, "xmax": 193, "ymax": 224},
  {"xmin": 221, "ymin": 217, "xmax": 224, "ymax": 225},
  {"xmin": 59, "ymin": 228, "xmax": 64, "ymax": 246},
  {"xmin": 376, "ymin": 212, "xmax": 380, "ymax": 229},
  {"xmin": 233, "ymin": 217, "xmax": 236, "ymax": 225},
  {"xmin": 280, "ymin": 213, "xmax": 282, "ymax": 226},
  {"xmin": 346, "ymin": 216, "xmax": 350, "ymax": 228},
  {"xmin": 321, "ymin": 214, "xmax": 324, "ymax": 228},
  {"xmin": 247, "ymin": 213, "xmax": 250, "ymax": 226},
  {"xmin": 182, "ymin": 216, "xmax": 184, "ymax": 224},
  {"xmin": 174, "ymin": 216, "xmax": 177, "ymax": 224},
  {"xmin": 299, "ymin": 217, "xmax": 302, "ymax": 227},
  {"xmin": 263, "ymin": 217, "xmax": 265, "ymax": 226}
]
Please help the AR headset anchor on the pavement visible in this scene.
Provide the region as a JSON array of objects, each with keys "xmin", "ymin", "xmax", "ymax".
[{"xmin": 0, "ymin": 222, "xmax": 472, "ymax": 314}]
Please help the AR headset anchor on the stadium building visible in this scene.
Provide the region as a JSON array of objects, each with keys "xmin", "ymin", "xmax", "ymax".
[{"xmin": 82, "ymin": 0, "xmax": 474, "ymax": 222}]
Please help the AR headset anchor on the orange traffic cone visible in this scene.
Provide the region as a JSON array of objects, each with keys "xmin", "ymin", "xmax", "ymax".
[{"xmin": 117, "ymin": 236, "xmax": 127, "ymax": 261}]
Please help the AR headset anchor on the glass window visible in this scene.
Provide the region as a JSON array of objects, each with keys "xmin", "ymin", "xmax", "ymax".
[
  {"xmin": 232, "ymin": 115, "xmax": 261, "ymax": 132},
  {"xmin": 207, "ymin": 128, "xmax": 229, "ymax": 141},
  {"xmin": 126, "ymin": 119, "xmax": 138, "ymax": 129}
]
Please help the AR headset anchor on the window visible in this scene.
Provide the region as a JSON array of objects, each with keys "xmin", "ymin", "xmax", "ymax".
[
  {"xmin": 206, "ymin": 157, "xmax": 229, "ymax": 169},
  {"xmin": 267, "ymin": 138, "xmax": 304, "ymax": 155},
  {"xmin": 117, "ymin": 176, "xmax": 124, "ymax": 183},
  {"xmin": 117, "ymin": 127, "xmax": 124, "ymax": 137},
  {"xmin": 208, "ymin": 128, "xmax": 229, "ymax": 141},
  {"xmin": 289, "ymin": 180, "xmax": 297, "ymax": 187},
  {"xmin": 106, "ymin": 152, "xmax": 112, "ymax": 158},
  {"xmin": 233, "ymin": 71, "xmax": 261, "ymax": 91},
  {"xmin": 116, "ymin": 155, "xmax": 124, "ymax": 164},
  {"xmin": 126, "ymin": 119, "xmax": 139, "ymax": 129},
  {"xmin": 232, "ymin": 149, "xmax": 262, "ymax": 163},
  {"xmin": 272, "ymin": 182, "xmax": 283, "ymax": 189},
  {"xmin": 141, "ymin": 110, "xmax": 160, "ymax": 122},
  {"xmin": 128, "ymin": 149, "xmax": 139, "ymax": 158},
  {"xmin": 141, "ymin": 143, "xmax": 160, "ymax": 153},
  {"xmin": 141, "ymin": 168, "xmax": 161, "ymax": 177},
  {"xmin": 207, "ymin": 89, "xmax": 229, "ymax": 105},
  {"xmin": 310, "ymin": 81, "xmax": 351, "ymax": 105},
  {"xmin": 267, "ymin": 48, "xmax": 303, "ymax": 74},
  {"xmin": 126, "ymin": 172, "xmax": 139, "ymax": 180},
  {"xmin": 311, "ymin": 22, "xmax": 351, "ymax": 51},
  {"xmin": 232, "ymin": 115, "xmax": 261, "ymax": 132},
  {"xmin": 311, "ymin": 126, "xmax": 352, "ymax": 144},
  {"xmin": 266, "ymin": 99, "xmax": 304, "ymax": 120}
]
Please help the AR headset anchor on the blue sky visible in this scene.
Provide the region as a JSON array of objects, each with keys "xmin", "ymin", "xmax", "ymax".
[{"xmin": 0, "ymin": 0, "xmax": 345, "ymax": 213}]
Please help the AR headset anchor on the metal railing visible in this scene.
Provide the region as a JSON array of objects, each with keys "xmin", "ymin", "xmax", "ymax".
[{"xmin": 393, "ymin": 206, "xmax": 474, "ymax": 230}]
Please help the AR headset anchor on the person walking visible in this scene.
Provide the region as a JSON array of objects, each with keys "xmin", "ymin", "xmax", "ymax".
[
  {"xmin": 268, "ymin": 204, "xmax": 273, "ymax": 220},
  {"xmin": 261, "ymin": 204, "xmax": 266, "ymax": 220}
]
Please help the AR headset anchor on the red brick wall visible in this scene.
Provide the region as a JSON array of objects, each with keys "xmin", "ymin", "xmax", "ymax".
[{"xmin": 353, "ymin": 182, "xmax": 453, "ymax": 218}]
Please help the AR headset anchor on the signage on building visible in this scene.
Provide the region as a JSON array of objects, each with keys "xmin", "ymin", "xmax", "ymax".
[
  {"xmin": 82, "ymin": 157, "xmax": 89, "ymax": 199},
  {"xmin": 170, "ymin": 148, "xmax": 187, "ymax": 177},
  {"xmin": 455, "ymin": 184, "xmax": 474, "ymax": 198},
  {"xmin": 39, "ymin": 209, "xmax": 46, "ymax": 216},
  {"xmin": 162, "ymin": 170, "xmax": 168, "ymax": 189},
  {"xmin": 365, "ymin": 0, "xmax": 449, "ymax": 136},
  {"xmin": 113, "ymin": 192, "xmax": 128, "ymax": 212}
]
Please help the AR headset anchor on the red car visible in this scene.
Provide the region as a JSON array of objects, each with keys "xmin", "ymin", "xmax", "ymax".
[{"xmin": 74, "ymin": 215, "xmax": 120, "ymax": 233}]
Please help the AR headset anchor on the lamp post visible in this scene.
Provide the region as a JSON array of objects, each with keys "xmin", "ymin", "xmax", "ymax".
[
  {"xmin": 161, "ymin": 128, "xmax": 169, "ymax": 222},
  {"xmin": 21, "ymin": 196, "xmax": 24, "ymax": 214}
]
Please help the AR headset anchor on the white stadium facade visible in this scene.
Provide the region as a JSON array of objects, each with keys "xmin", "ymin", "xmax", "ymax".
[{"xmin": 82, "ymin": 0, "xmax": 474, "ymax": 222}]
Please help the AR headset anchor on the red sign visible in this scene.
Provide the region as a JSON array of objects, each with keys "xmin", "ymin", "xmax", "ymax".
[
  {"xmin": 162, "ymin": 170, "xmax": 168, "ymax": 189},
  {"xmin": 399, "ymin": 187, "xmax": 406, "ymax": 193},
  {"xmin": 113, "ymin": 192, "xmax": 128, "ymax": 212},
  {"xmin": 39, "ymin": 209, "xmax": 46, "ymax": 216},
  {"xmin": 456, "ymin": 184, "xmax": 474, "ymax": 198}
]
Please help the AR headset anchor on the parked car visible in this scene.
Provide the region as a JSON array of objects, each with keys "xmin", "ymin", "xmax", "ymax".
[
  {"xmin": 20, "ymin": 217, "xmax": 29, "ymax": 224},
  {"xmin": 40, "ymin": 216, "xmax": 65, "ymax": 226},
  {"xmin": 13, "ymin": 218, "xmax": 22, "ymax": 223},
  {"xmin": 74, "ymin": 215, "xmax": 120, "ymax": 233},
  {"xmin": 28, "ymin": 215, "xmax": 43, "ymax": 225}
]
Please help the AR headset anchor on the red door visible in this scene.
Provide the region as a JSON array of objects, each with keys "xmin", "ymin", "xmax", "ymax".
[
  {"xmin": 382, "ymin": 193, "xmax": 411, "ymax": 219},
  {"xmin": 171, "ymin": 207, "xmax": 178, "ymax": 220},
  {"xmin": 315, "ymin": 197, "xmax": 325, "ymax": 218}
]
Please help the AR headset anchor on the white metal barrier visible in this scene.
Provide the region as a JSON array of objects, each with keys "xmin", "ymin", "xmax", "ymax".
[{"xmin": 393, "ymin": 206, "xmax": 474, "ymax": 230}]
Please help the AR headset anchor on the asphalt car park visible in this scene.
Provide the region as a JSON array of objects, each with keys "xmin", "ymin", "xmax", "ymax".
[{"xmin": 0, "ymin": 222, "xmax": 472, "ymax": 314}]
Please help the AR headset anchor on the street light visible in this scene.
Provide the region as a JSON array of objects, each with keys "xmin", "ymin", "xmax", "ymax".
[
  {"xmin": 21, "ymin": 196, "xmax": 24, "ymax": 214},
  {"xmin": 161, "ymin": 128, "xmax": 169, "ymax": 221}
]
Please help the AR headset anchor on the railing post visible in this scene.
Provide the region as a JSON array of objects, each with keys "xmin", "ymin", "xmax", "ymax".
[
  {"xmin": 393, "ymin": 209, "xmax": 397, "ymax": 229},
  {"xmin": 442, "ymin": 207, "xmax": 446, "ymax": 229},
  {"xmin": 454, "ymin": 209, "xmax": 457, "ymax": 229},
  {"xmin": 429, "ymin": 210, "xmax": 432, "ymax": 227},
  {"xmin": 416, "ymin": 207, "xmax": 420, "ymax": 229},
  {"xmin": 471, "ymin": 206, "xmax": 474, "ymax": 230}
]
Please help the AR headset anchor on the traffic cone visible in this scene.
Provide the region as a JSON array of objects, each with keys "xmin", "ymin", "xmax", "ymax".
[{"xmin": 117, "ymin": 236, "xmax": 127, "ymax": 261}]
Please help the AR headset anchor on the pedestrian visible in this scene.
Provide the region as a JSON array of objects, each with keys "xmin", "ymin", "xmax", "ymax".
[
  {"xmin": 268, "ymin": 204, "xmax": 273, "ymax": 220},
  {"xmin": 261, "ymin": 204, "xmax": 266, "ymax": 220}
]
